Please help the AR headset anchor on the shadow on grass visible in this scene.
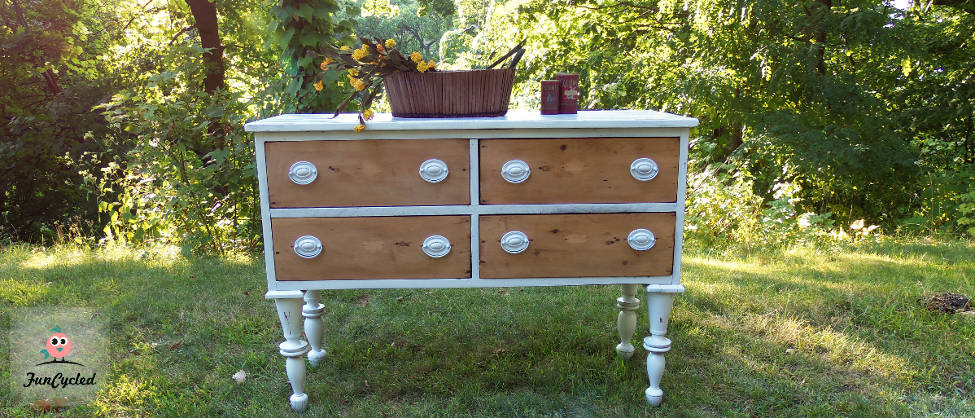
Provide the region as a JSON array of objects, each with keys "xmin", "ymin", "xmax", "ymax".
[{"xmin": 1, "ymin": 240, "xmax": 973, "ymax": 416}]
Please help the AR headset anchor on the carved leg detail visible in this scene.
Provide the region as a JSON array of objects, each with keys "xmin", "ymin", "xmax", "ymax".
[
  {"xmin": 616, "ymin": 284, "xmax": 641, "ymax": 359},
  {"xmin": 275, "ymin": 298, "xmax": 311, "ymax": 412},
  {"xmin": 644, "ymin": 291, "xmax": 676, "ymax": 407},
  {"xmin": 303, "ymin": 290, "xmax": 327, "ymax": 367}
]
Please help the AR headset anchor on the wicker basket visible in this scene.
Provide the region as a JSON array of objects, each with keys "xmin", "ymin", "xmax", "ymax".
[{"xmin": 383, "ymin": 69, "xmax": 514, "ymax": 118}]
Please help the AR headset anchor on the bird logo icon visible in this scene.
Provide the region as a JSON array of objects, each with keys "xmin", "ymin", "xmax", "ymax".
[{"xmin": 39, "ymin": 326, "xmax": 77, "ymax": 364}]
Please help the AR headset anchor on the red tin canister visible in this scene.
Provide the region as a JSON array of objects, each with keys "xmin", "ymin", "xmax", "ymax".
[
  {"xmin": 555, "ymin": 73, "xmax": 579, "ymax": 114},
  {"xmin": 540, "ymin": 80, "xmax": 560, "ymax": 115}
]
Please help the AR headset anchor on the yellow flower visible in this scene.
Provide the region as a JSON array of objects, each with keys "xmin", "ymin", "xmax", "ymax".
[
  {"xmin": 340, "ymin": 45, "xmax": 351, "ymax": 51},
  {"xmin": 352, "ymin": 47, "xmax": 367, "ymax": 61},
  {"xmin": 385, "ymin": 39, "xmax": 396, "ymax": 48},
  {"xmin": 363, "ymin": 109, "xmax": 374, "ymax": 120},
  {"xmin": 320, "ymin": 58, "xmax": 333, "ymax": 70},
  {"xmin": 427, "ymin": 60, "xmax": 435, "ymax": 69},
  {"xmin": 313, "ymin": 80, "xmax": 323, "ymax": 91},
  {"xmin": 348, "ymin": 68, "xmax": 358, "ymax": 77},
  {"xmin": 351, "ymin": 78, "xmax": 366, "ymax": 91},
  {"xmin": 353, "ymin": 124, "xmax": 365, "ymax": 133},
  {"xmin": 416, "ymin": 60, "xmax": 429, "ymax": 73},
  {"xmin": 410, "ymin": 51, "xmax": 423, "ymax": 63},
  {"xmin": 376, "ymin": 43, "xmax": 385, "ymax": 53}
]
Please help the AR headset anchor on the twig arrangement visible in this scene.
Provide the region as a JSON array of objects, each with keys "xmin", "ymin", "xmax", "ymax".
[{"xmin": 313, "ymin": 37, "xmax": 525, "ymax": 131}]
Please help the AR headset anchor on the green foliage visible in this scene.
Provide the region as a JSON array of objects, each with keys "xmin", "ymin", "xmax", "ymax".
[
  {"xmin": 0, "ymin": 0, "xmax": 127, "ymax": 243},
  {"xmin": 89, "ymin": 0, "xmax": 293, "ymax": 254},
  {"xmin": 450, "ymin": 0, "xmax": 974, "ymax": 238},
  {"xmin": 3, "ymin": 240, "xmax": 974, "ymax": 414},
  {"xmin": 356, "ymin": 0, "xmax": 455, "ymax": 61},
  {"xmin": 271, "ymin": 0, "xmax": 359, "ymax": 112}
]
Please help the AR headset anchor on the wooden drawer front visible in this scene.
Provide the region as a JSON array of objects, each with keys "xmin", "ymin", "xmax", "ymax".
[
  {"xmin": 479, "ymin": 138, "xmax": 679, "ymax": 204},
  {"xmin": 479, "ymin": 213, "xmax": 675, "ymax": 279},
  {"xmin": 266, "ymin": 140, "xmax": 469, "ymax": 208},
  {"xmin": 272, "ymin": 216, "xmax": 471, "ymax": 280}
]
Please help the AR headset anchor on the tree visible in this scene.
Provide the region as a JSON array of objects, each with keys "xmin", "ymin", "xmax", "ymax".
[{"xmin": 185, "ymin": 0, "xmax": 225, "ymax": 93}]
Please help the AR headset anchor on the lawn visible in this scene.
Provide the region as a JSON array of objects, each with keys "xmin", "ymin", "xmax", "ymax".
[{"xmin": 1, "ymin": 238, "xmax": 973, "ymax": 416}]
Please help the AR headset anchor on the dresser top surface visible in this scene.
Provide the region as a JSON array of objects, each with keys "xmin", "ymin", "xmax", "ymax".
[{"xmin": 244, "ymin": 110, "xmax": 699, "ymax": 133}]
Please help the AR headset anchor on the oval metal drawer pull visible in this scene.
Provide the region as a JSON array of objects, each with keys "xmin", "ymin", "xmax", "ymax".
[
  {"xmin": 422, "ymin": 235, "xmax": 451, "ymax": 258},
  {"xmin": 501, "ymin": 159, "xmax": 531, "ymax": 183},
  {"xmin": 627, "ymin": 229, "xmax": 656, "ymax": 251},
  {"xmin": 288, "ymin": 161, "xmax": 318, "ymax": 185},
  {"xmin": 500, "ymin": 231, "xmax": 530, "ymax": 254},
  {"xmin": 419, "ymin": 159, "xmax": 449, "ymax": 183},
  {"xmin": 630, "ymin": 157, "xmax": 659, "ymax": 181},
  {"xmin": 294, "ymin": 235, "xmax": 323, "ymax": 258}
]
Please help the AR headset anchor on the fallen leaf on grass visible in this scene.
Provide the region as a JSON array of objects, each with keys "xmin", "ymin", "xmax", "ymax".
[
  {"xmin": 32, "ymin": 399, "xmax": 51, "ymax": 411},
  {"xmin": 232, "ymin": 370, "xmax": 246, "ymax": 383},
  {"xmin": 169, "ymin": 338, "xmax": 184, "ymax": 350}
]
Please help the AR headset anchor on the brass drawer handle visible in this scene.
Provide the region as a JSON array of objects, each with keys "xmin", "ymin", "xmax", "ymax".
[
  {"xmin": 288, "ymin": 161, "xmax": 318, "ymax": 185},
  {"xmin": 630, "ymin": 158, "xmax": 659, "ymax": 181},
  {"xmin": 418, "ymin": 159, "xmax": 449, "ymax": 183}
]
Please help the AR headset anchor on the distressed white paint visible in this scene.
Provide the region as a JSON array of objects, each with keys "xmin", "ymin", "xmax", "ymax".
[
  {"xmin": 644, "ymin": 291, "xmax": 677, "ymax": 406},
  {"xmin": 244, "ymin": 110, "xmax": 699, "ymax": 132},
  {"xmin": 671, "ymin": 130, "xmax": 690, "ymax": 286},
  {"xmin": 251, "ymin": 110, "xmax": 697, "ymax": 409},
  {"xmin": 274, "ymin": 297, "xmax": 310, "ymax": 412},
  {"xmin": 418, "ymin": 159, "xmax": 449, "ymax": 183},
  {"xmin": 302, "ymin": 290, "xmax": 326, "ymax": 367},
  {"xmin": 270, "ymin": 202, "xmax": 678, "ymax": 218},
  {"xmin": 272, "ymin": 276, "xmax": 674, "ymax": 291},
  {"xmin": 253, "ymin": 127, "xmax": 691, "ymax": 142},
  {"xmin": 616, "ymin": 284, "xmax": 640, "ymax": 359},
  {"xmin": 629, "ymin": 157, "xmax": 659, "ymax": 181}
]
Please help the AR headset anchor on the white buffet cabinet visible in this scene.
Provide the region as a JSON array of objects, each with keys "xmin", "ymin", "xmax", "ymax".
[{"xmin": 244, "ymin": 110, "xmax": 698, "ymax": 411}]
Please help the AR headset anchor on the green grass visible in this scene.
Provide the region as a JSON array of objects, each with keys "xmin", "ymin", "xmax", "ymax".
[{"xmin": 1, "ymin": 238, "xmax": 973, "ymax": 416}]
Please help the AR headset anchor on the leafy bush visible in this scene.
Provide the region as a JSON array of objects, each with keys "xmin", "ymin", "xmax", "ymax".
[
  {"xmin": 94, "ymin": 31, "xmax": 292, "ymax": 254},
  {"xmin": 685, "ymin": 164, "xmax": 879, "ymax": 253}
]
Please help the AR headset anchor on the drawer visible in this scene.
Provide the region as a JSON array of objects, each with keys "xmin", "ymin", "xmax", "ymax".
[
  {"xmin": 272, "ymin": 216, "xmax": 471, "ymax": 280},
  {"xmin": 479, "ymin": 138, "xmax": 679, "ymax": 204},
  {"xmin": 479, "ymin": 213, "xmax": 675, "ymax": 279},
  {"xmin": 265, "ymin": 140, "xmax": 469, "ymax": 208}
]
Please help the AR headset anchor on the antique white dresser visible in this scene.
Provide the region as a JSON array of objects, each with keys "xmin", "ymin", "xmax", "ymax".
[{"xmin": 244, "ymin": 110, "xmax": 698, "ymax": 411}]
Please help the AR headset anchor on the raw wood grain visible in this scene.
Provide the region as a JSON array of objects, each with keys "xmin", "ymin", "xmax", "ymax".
[
  {"xmin": 479, "ymin": 213, "xmax": 675, "ymax": 278},
  {"xmin": 273, "ymin": 216, "xmax": 471, "ymax": 280},
  {"xmin": 479, "ymin": 137, "xmax": 679, "ymax": 204},
  {"xmin": 266, "ymin": 139, "xmax": 469, "ymax": 208}
]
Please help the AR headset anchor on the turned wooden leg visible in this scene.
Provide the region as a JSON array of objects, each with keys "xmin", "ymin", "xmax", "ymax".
[
  {"xmin": 303, "ymin": 290, "xmax": 327, "ymax": 367},
  {"xmin": 616, "ymin": 284, "xmax": 641, "ymax": 359},
  {"xmin": 275, "ymin": 297, "xmax": 311, "ymax": 412},
  {"xmin": 644, "ymin": 290, "xmax": 677, "ymax": 407}
]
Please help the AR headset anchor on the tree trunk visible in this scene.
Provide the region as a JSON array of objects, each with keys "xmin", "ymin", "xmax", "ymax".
[
  {"xmin": 185, "ymin": 0, "xmax": 225, "ymax": 94},
  {"xmin": 807, "ymin": 0, "xmax": 832, "ymax": 75}
]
